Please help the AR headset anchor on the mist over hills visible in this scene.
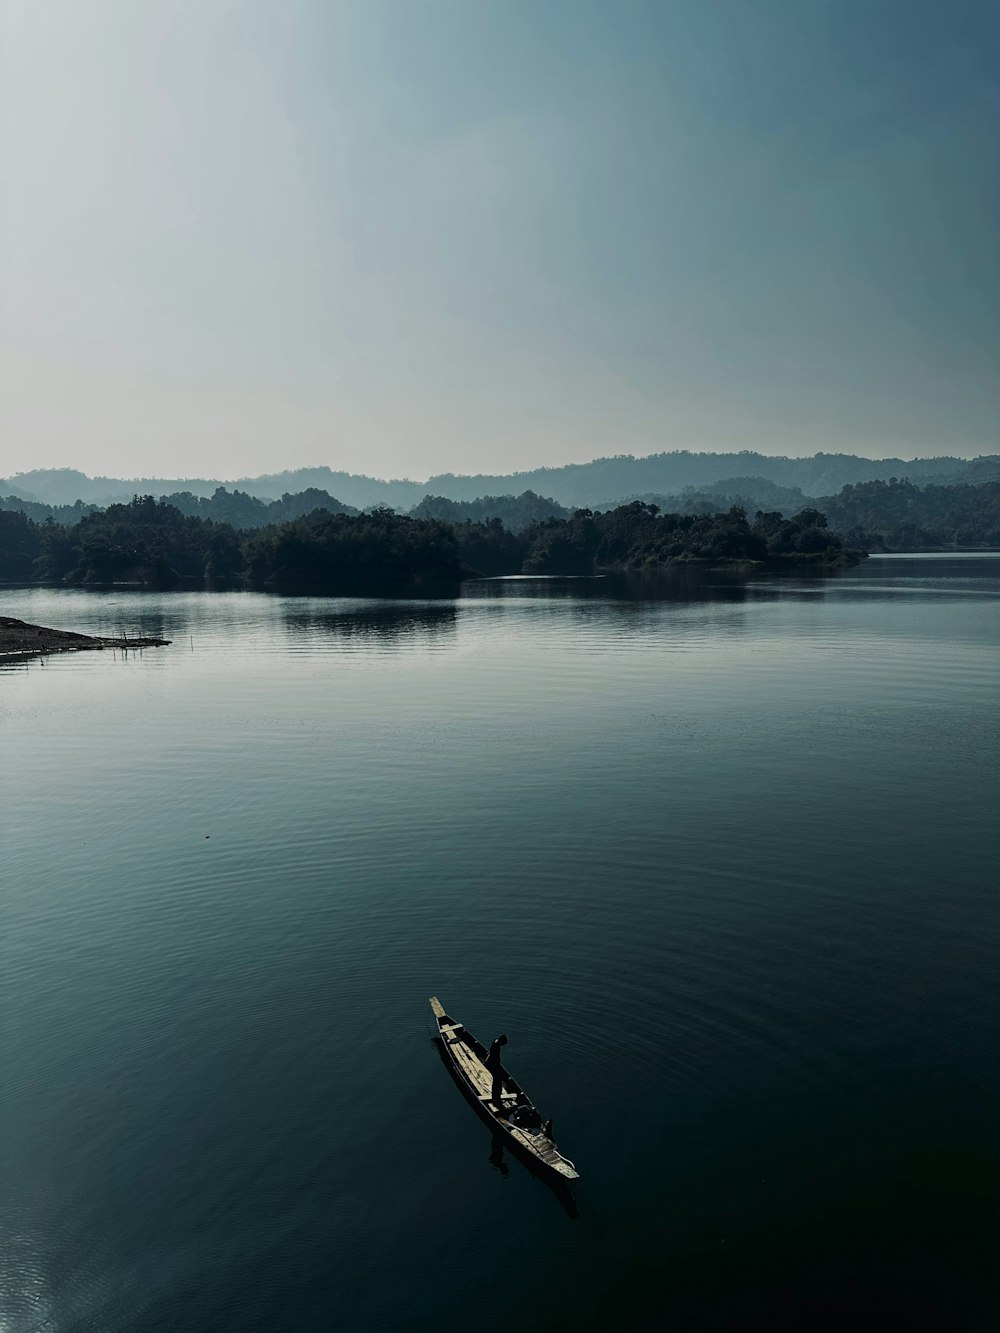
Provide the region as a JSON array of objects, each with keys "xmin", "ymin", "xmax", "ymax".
[
  {"xmin": 4, "ymin": 467, "xmax": 1000, "ymax": 579},
  {"xmin": 3, "ymin": 451, "xmax": 998, "ymax": 513},
  {"xmin": 0, "ymin": 467, "xmax": 423, "ymax": 511},
  {"xmin": 421, "ymin": 452, "xmax": 997, "ymax": 507},
  {"xmin": 596, "ymin": 476, "xmax": 813, "ymax": 516}
]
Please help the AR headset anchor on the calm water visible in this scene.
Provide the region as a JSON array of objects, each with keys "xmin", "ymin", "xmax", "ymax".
[{"xmin": 2, "ymin": 556, "xmax": 998, "ymax": 1332}]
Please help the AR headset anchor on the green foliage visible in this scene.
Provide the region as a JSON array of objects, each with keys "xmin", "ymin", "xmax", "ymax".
[
  {"xmin": 159, "ymin": 486, "xmax": 358, "ymax": 528},
  {"xmin": 0, "ymin": 495, "xmax": 862, "ymax": 588},
  {"xmin": 450, "ymin": 519, "xmax": 527, "ymax": 576},
  {"xmin": 521, "ymin": 503, "xmax": 848, "ymax": 571},
  {"xmin": 818, "ymin": 479, "xmax": 1000, "ymax": 549},
  {"xmin": 751, "ymin": 508, "xmax": 841, "ymax": 558},
  {"xmin": 25, "ymin": 495, "xmax": 248, "ymax": 585},
  {"xmin": 595, "ymin": 478, "xmax": 811, "ymax": 516},
  {"xmin": 34, "ymin": 517, "xmax": 79, "ymax": 581},
  {"xmin": 523, "ymin": 510, "xmax": 601, "ymax": 573},
  {"xmin": 409, "ymin": 491, "xmax": 569, "ymax": 532},
  {"xmin": 71, "ymin": 496, "xmax": 229, "ymax": 584},
  {"xmin": 428, "ymin": 504, "xmax": 798, "ymax": 577},
  {"xmin": 416, "ymin": 452, "xmax": 1000, "ymax": 508},
  {"xmin": 0, "ymin": 509, "xmax": 42, "ymax": 580},
  {"xmin": 1, "ymin": 494, "xmax": 100, "ymax": 524},
  {"xmin": 6, "ymin": 455, "xmax": 1000, "ymax": 514},
  {"xmin": 244, "ymin": 507, "xmax": 464, "ymax": 587}
]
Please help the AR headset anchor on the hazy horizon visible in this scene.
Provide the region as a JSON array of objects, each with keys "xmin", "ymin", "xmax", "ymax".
[
  {"xmin": 3, "ymin": 1, "xmax": 998, "ymax": 480},
  {"xmin": 0, "ymin": 442, "xmax": 991, "ymax": 492}
]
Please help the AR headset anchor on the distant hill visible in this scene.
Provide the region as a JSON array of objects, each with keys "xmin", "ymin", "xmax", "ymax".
[
  {"xmin": 408, "ymin": 491, "xmax": 570, "ymax": 531},
  {"xmin": 421, "ymin": 452, "xmax": 997, "ymax": 507},
  {"xmin": 0, "ymin": 468, "xmax": 216, "ymax": 507},
  {"xmin": 816, "ymin": 479, "xmax": 1000, "ymax": 549},
  {"xmin": 594, "ymin": 476, "xmax": 811, "ymax": 515},
  {"xmin": 159, "ymin": 487, "xmax": 358, "ymax": 527},
  {"xmin": 3, "ymin": 452, "xmax": 997, "ymax": 512},
  {"xmin": 0, "ymin": 494, "xmax": 101, "ymax": 524},
  {"xmin": 0, "ymin": 486, "xmax": 357, "ymax": 528},
  {"xmin": 229, "ymin": 468, "xmax": 424, "ymax": 510},
  {"xmin": 0, "ymin": 466, "xmax": 421, "ymax": 510}
]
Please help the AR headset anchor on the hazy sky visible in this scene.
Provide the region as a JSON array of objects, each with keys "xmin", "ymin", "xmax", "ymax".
[{"xmin": 2, "ymin": 0, "xmax": 998, "ymax": 482}]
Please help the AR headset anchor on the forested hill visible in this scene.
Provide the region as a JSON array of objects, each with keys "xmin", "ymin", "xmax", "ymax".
[
  {"xmin": 422, "ymin": 453, "xmax": 998, "ymax": 508},
  {"xmin": 4, "ymin": 451, "xmax": 997, "ymax": 511},
  {"xmin": 408, "ymin": 491, "xmax": 570, "ymax": 531},
  {"xmin": 4, "ymin": 477, "xmax": 999, "ymax": 553},
  {"xmin": 816, "ymin": 480, "xmax": 1000, "ymax": 550},
  {"xmin": 0, "ymin": 467, "xmax": 425, "ymax": 512},
  {"xmin": 156, "ymin": 488, "xmax": 358, "ymax": 527},
  {"xmin": 0, "ymin": 487, "xmax": 357, "ymax": 529},
  {"xmin": 0, "ymin": 496, "xmax": 861, "ymax": 587},
  {"xmin": 595, "ymin": 477, "xmax": 812, "ymax": 516},
  {"xmin": 0, "ymin": 487, "xmax": 562, "ymax": 531}
]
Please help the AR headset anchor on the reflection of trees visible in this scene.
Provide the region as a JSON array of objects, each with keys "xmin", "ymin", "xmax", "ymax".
[
  {"xmin": 458, "ymin": 567, "xmax": 876, "ymax": 640},
  {"xmin": 282, "ymin": 601, "xmax": 458, "ymax": 651},
  {"xmin": 463, "ymin": 569, "xmax": 756, "ymax": 606}
]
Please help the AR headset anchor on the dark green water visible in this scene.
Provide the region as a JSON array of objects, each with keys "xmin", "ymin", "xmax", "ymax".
[{"xmin": 2, "ymin": 556, "xmax": 998, "ymax": 1332}]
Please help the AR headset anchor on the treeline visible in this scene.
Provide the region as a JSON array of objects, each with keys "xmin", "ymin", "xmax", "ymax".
[
  {"xmin": 5, "ymin": 478, "xmax": 1000, "ymax": 553},
  {"xmin": 7, "ymin": 498, "xmax": 247, "ymax": 585},
  {"xmin": 606, "ymin": 477, "xmax": 1000, "ymax": 549},
  {"xmin": 6, "ymin": 452, "xmax": 1000, "ymax": 511},
  {"xmin": 522, "ymin": 504, "xmax": 854, "ymax": 573},
  {"xmin": 0, "ymin": 486, "xmax": 357, "ymax": 529},
  {"xmin": 400, "ymin": 452, "xmax": 1000, "ymax": 509},
  {"xmin": 156, "ymin": 486, "xmax": 358, "ymax": 527},
  {"xmin": 0, "ymin": 499, "xmax": 465, "ymax": 586},
  {"xmin": 598, "ymin": 477, "xmax": 810, "ymax": 517},
  {"xmin": 408, "ymin": 490, "xmax": 570, "ymax": 531},
  {"xmin": 1, "ymin": 495, "xmax": 101, "ymax": 525},
  {"xmin": 816, "ymin": 479, "xmax": 1000, "ymax": 550},
  {"xmin": 0, "ymin": 496, "xmax": 860, "ymax": 587},
  {"xmin": 1, "ymin": 485, "xmax": 566, "ymax": 531}
]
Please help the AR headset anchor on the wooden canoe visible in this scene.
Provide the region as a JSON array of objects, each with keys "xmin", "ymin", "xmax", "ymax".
[{"xmin": 429, "ymin": 996, "xmax": 580, "ymax": 1181}]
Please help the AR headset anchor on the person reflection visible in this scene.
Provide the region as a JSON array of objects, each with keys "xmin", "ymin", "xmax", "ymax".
[{"xmin": 489, "ymin": 1134, "xmax": 509, "ymax": 1177}]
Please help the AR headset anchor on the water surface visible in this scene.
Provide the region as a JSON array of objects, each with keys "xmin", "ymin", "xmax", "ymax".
[{"xmin": 2, "ymin": 556, "xmax": 998, "ymax": 1330}]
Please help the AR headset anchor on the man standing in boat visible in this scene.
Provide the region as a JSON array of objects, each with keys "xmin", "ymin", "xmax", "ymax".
[{"xmin": 486, "ymin": 1033, "xmax": 508, "ymax": 1108}]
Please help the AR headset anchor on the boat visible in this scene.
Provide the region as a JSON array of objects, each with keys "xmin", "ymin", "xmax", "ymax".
[{"xmin": 429, "ymin": 996, "xmax": 579, "ymax": 1181}]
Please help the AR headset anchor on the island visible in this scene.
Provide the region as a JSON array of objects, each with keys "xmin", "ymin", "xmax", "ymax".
[
  {"xmin": 0, "ymin": 495, "xmax": 864, "ymax": 590},
  {"xmin": 0, "ymin": 616, "xmax": 171, "ymax": 662}
]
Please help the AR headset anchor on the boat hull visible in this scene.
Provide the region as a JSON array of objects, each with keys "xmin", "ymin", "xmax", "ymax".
[{"xmin": 429, "ymin": 996, "xmax": 579, "ymax": 1182}]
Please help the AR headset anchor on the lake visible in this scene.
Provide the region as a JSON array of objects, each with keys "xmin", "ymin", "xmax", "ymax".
[{"xmin": 2, "ymin": 555, "xmax": 998, "ymax": 1332}]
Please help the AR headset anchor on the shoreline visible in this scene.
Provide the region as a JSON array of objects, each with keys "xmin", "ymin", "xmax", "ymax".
[{"xmin": 0, "ymin": 616, "xmax": 171, "ymax": 662}]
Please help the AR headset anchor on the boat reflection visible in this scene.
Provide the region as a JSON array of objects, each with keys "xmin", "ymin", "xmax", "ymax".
[
  {"xmin": 433, "ymin": 1036, "xmax": 579, "ymax": 1219},
  {"xmin": 488, "ymin": 1132, "xmax": 510, "ymax": 1178}
]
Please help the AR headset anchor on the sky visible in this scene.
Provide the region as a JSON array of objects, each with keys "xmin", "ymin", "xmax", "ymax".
[{"xmin": 1, "ymin": 0, "xmax": 998, "ymax": 482}]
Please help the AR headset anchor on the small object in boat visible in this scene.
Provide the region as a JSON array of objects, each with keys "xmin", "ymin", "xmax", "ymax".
[{"xmin": 508, "ymin": 1104, "xmax": 542, "ymax": 1130}]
